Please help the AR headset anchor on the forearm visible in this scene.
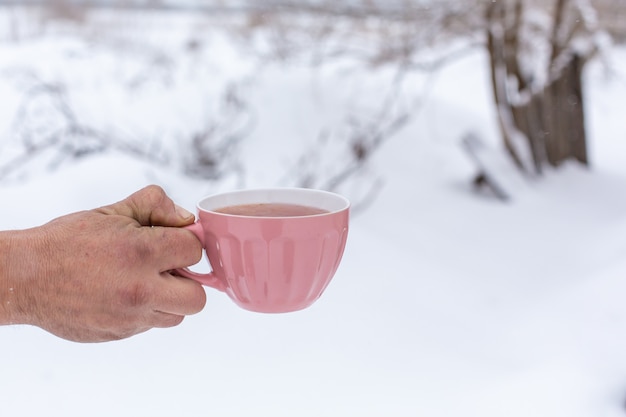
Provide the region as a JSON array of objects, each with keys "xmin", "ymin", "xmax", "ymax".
[
  {"xmin": 0, "ymin": 230, "xmax": 19, "ymax": 324},
  {"xmin": 0, "ymin": 228, "xmax": 43, "ymax": 326}
]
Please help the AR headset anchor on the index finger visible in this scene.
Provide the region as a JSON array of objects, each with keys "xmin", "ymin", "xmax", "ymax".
[{"xmin": 145, "ymin": 226, "xmax": 203, "ymax": 272}]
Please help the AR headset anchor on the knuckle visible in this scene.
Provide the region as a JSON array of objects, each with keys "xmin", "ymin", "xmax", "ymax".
[
  {"xmin": 144, "ymin": 185, "xmax": 168, "ymax": 209},
  {"xmin": 128, "ymin": 185, "xmax": 168, "ymax": 217},
  {"xmin": 119, "ymin": 281, "xmax": 152, "ymax": 308},
  {"xmin": 143, "ymin": 184, "xmax": 166, "ymax": 200},
  {"xmin": 131, "ymin": 238, "xmax": 154, "ymax": 263},
  {"xmin": 161, "ymin": 314, "xmax": 185, "ymax": 328},
  {"xmin": 123, "ymin": 227, "xmax": 157, "ymax": 262}
]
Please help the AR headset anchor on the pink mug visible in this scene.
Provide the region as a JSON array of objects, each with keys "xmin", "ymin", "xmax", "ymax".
[{"xmin": 175, "ymin": 188, "xmax": 350, "ymax": 313}]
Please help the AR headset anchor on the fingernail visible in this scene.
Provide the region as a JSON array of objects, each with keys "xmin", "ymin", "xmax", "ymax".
[{"xmin": 175, "ymin": 204, "xmax": 194, "ymax": 219}]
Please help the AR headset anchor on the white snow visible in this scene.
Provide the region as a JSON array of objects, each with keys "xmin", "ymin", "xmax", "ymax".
[{"xmin": 2, "ymin": 7, "xmax": 626, "ymax": 417}]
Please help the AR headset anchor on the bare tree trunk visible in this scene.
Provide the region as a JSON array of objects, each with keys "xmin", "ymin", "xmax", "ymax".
[{"xmin": 486, "ymin": 0, "xmax": 590, "ymax": 173}]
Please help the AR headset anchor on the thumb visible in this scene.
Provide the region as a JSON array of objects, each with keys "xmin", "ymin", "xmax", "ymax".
[{"xmin": 98, "ymin": 185, "xmax": 195, "ymax": 227}]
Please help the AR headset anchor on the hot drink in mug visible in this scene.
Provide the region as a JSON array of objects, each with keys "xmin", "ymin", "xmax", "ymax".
[{"xmin": 175, "ymin": 188, "xmax": 350, "ymax": 313}]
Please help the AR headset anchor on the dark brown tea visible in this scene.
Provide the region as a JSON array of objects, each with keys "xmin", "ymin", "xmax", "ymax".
[{"xmin": 214, "ymin": 203, "xmax": 329, "ymax": 217}]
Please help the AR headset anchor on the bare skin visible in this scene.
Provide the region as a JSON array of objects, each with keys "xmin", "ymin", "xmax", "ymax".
[{"xmin": 0, "ymin": 185, "xmax": 206, "ymax": 343}]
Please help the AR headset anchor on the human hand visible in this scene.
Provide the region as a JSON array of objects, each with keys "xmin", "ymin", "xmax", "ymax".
[{"xmin": 0, "ymin": 185, "xmax": 206, "ymax": 342}]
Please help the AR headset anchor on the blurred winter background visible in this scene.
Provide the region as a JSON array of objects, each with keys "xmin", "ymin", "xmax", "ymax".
[{"xmin": 2, "ymin": 0, "xmax": 626, "ymax": 416}]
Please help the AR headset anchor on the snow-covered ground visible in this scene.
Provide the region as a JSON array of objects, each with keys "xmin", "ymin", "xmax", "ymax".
[{"xmin": 2, "ymin": 8, "xmax": 626, "ymax": 417}]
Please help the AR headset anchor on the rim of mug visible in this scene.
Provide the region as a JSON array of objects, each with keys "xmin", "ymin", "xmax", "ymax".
[{"xmin": 195, "ymin": 187, "xmax": 350, "ymax": 218}]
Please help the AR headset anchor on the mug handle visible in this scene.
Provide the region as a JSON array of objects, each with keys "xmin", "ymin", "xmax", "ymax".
[{"xmin": 173, "ymin": 222, "xmax": 226, "ymax": 292}]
